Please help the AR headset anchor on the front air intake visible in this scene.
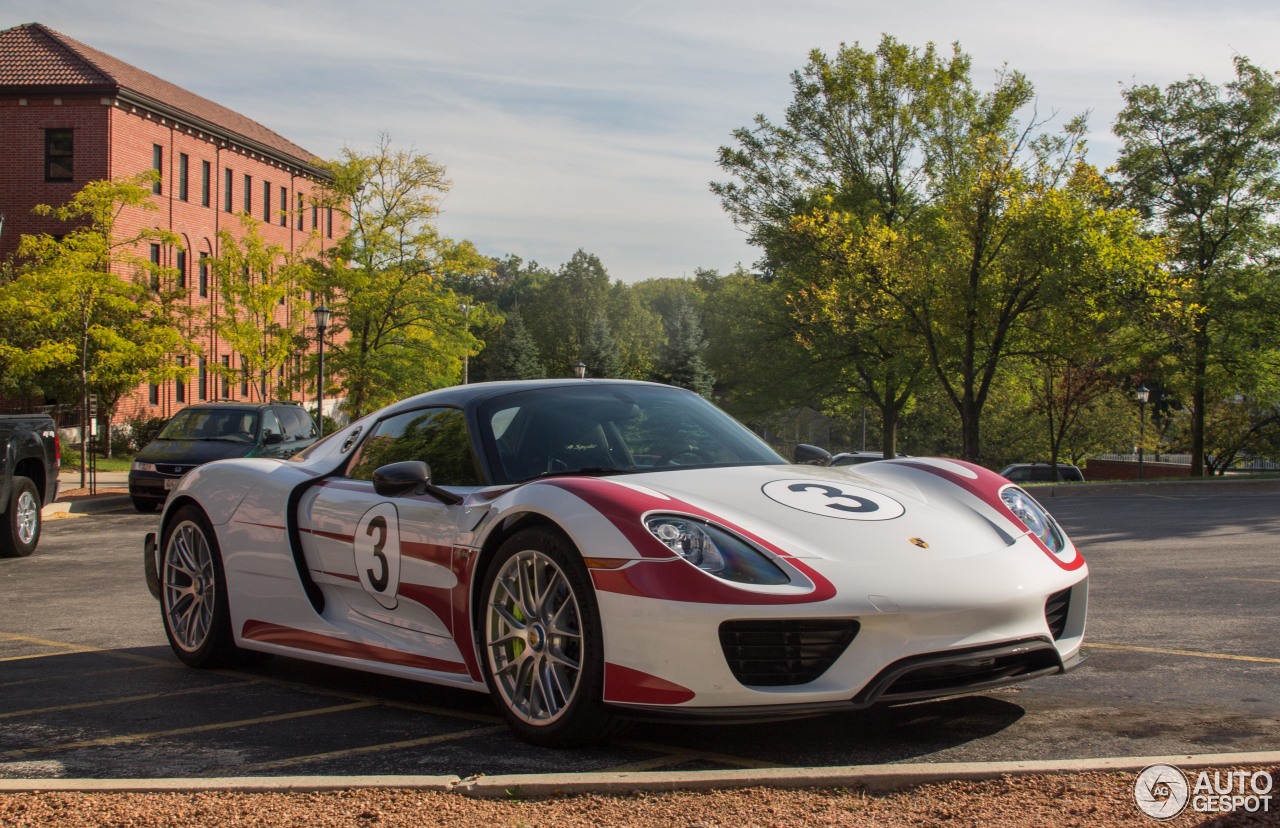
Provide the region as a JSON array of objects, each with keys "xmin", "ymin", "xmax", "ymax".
[
  {"xmin": 719, "ymin": 619, "xmax": 859, "ymax": 687},
  {"xmin": 1045, "ymin": 587, "xmax": 1072, "ymax": 640}
]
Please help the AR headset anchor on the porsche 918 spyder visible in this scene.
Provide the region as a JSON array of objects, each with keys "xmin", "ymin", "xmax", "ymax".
[{"xmin": 143, "ymin": 380, "xmax": 1087, "ymax": 746}]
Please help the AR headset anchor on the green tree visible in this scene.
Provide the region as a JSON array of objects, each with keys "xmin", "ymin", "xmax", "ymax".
[
  {"xmin": 0, "ymin": 174, "xmax": 191, "ymax": 480},
  {"xmin": 715, "ymin": 36, "xmax": 1166, "ymax": 462},
  {"xmin": 1113, "ymin": 57, "xmax": 1280, "ymax": 475},
  {"xmin": 580, "ymin": 315, "xmax": 622, "ymax": 378},
  {"xmin": 653, "ymin": 298, "xmax": 714, "ymax": 396},
  {"xmin": 210, "ymin": 215, "xmax": 310, "ymax": 402},
  {"xmin": 480, "ymin": 310, "xmax": 545, "ymax": 381},
  {"xmin": 521, "ymin": 250, "xmax": 613, "ymax": 375},
  {"xmin": 313, "ymin": 136, "xmax": 491, "ymax": 418}
]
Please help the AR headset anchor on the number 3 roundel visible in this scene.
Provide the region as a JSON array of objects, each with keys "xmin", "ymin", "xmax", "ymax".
[
  {"xmin": 762, "ymin": 479, "xmax": 905, "ymax": 521},
  {"xmin": 354, "ymin": 502, "xmax": 401, "ymax": 608}
]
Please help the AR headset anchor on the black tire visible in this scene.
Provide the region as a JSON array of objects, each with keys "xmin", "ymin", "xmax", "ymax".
[
  {"xmin": 478, "ymin": 527, "xmax": 616, "ymax": 746},
  {"xmin": 132, "ymin": 497, "xmax": 162, "ymax": 514},
  {"xmin": 159, "ymin": 504, "xmax": 245, "ymax": 668},
  {"xmin": 0, "ymin": 476, "xmax": 41, "ymax": 558}
]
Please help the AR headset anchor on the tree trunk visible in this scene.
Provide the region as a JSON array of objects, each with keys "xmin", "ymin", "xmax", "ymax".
[{"xmin": 1190, "ymin": 323, "xmax": 1209, "ymax": 477}]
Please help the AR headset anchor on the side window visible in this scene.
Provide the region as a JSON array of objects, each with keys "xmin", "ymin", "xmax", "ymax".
[
  {"xmin": 261, "ymin": 409, "xmax": 282, "ymax": 442},
  {"xmin": 348, "ymin": 407, "xmax": 481, "ymax": 487}
]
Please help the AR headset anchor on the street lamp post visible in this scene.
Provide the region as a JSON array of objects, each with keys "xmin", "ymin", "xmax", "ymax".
[
  {"xmin": 313, "ymin": 305, "xmax": 331, "ymax": 438},
  {"xmin": 459, "ymin": 302, "xmax": 471, "ymax": 384},
  {"xmin": 1135, "ymin": 385, "xmax": 1149, "ymax": 480},
  {"xmin": 572, "ymin": 361, "xmax": 587, "ymax": 379}
]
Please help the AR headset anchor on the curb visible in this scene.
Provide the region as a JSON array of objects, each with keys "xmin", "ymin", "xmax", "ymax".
[
  {"xmin": 1026, "ymin": 477, "xmax": 1280, "ymax": 498},
  {"xmin": 2, "ymin": 751, "xmax": 1278, "ymax": 796},
  {"xmin": 43, "ymin": 494, "xmax": 133, "ymax": 517}
]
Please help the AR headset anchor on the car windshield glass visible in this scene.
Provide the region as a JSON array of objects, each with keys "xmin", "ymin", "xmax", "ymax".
[
  {"xmin": 478, "ymin": 384, "xmax": 785, "ymax": 484},
  {"xmin": 156, "ymin": 409, "xmax": 259, "ymax": 442}
]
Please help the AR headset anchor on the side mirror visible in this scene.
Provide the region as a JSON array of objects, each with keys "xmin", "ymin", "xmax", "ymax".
[
  {"xmin": 371, "ymin": 460, "xmax": 464, "ymax": 505},
  {"xmin": 794, "ymin": 444, "xmax": 832, "ymax": 466},
  {"xmin": 263, "ymin": 432, "xmax": 284, "ymax": 445}
]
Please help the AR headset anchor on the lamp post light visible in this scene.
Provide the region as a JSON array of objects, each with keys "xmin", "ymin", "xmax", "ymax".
[
  {"xmin": 1135, "ymin": 384, "xmax": 1149, "ymax": 480},
  {"xmin": 572, "ymin": 360, "xmax": 587, "ymax": 379},
  {"xmin": 313, "ymin": 305, "xmax": 331, "ymax": 438}
]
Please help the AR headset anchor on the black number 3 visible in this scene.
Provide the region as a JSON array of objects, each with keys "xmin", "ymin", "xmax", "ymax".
[
  {"xmin": 365, "ymin": 515, "xmax": 389, "ymax": 591},
  {"xmin": 787, "ymin": 482, "xmax": 880, "ymax": 513}
]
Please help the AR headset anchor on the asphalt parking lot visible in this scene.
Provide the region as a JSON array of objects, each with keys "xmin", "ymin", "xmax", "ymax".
[{"xmin": 1, "ymin": 484, "xmax": 1277, "ymax": 780}]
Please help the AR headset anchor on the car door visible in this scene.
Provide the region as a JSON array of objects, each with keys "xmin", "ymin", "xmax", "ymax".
[{"xmin": 297, "ymin": 407, "xmax": 482, "ymax": 641}]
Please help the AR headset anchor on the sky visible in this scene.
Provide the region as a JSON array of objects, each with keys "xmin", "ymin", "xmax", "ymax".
[{"xmin": 8, "ymin": 1, "xmax": 1280, "ymax": 282}]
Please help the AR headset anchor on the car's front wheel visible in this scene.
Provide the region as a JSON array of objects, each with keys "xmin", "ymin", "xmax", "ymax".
[
  {"xmin": 160, "ymin": 504, "xmax": 244, "ymax": 667},
  {"xmin": 479, "ymin": 527, "xmax": 615, "ymax": 746},
  {"xmin": 0, "ymin": 476, "xmax": 41, "ymax": 558}
]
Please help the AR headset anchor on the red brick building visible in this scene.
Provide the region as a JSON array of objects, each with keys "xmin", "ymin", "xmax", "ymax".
[{"xmin": 0, "ymin": 22, "xmax": 341, "ymax": 426}]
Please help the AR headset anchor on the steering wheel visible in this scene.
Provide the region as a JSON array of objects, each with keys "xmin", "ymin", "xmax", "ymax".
[{"xmin": 656, "ymin": 446, "xmax": 716, "ymax": 466}]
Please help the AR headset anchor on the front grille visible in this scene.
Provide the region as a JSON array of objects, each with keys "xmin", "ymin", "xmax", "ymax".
[
  {"xmin": 1045, "ymin": 587, "xmax": 1072, "ymax": 640},
  {"xmin": 719, "ymin": 619, "xmax": 859, "ymax": 687},
  {"xmin": 157, "ymin": 464, "xmax": 193, "ymax": 476}
]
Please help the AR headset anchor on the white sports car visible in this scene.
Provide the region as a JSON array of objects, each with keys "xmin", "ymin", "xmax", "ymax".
[{"xmin": 144, "ymin": 380, "xmax": 1087, "ymax": 746}]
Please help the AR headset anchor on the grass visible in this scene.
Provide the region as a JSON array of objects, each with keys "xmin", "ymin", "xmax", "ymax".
[{"xmin": 60, "ymin": 450, "xmax": 135, "ymax": 473}]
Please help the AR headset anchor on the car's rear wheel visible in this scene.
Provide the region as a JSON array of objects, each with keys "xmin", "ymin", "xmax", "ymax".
[
  {"xmin": 479, "ymin": 527, "xmax": 615, "ymax": 746},
  {"xmin": 0, "ymin": 476, "xmax": 41, "ymax": 558},
  {"xmin": 160, "ymin": 504, "xmax": 244, "ymax": 667}
]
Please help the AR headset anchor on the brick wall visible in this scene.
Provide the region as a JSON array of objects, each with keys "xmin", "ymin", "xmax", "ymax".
[{"xmin": 2, "ymin": 93, "xmax": 347, "ymax": 428}]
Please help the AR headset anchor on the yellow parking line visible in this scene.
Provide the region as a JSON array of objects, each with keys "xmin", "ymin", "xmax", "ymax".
[
  {"xmin": 617, "ymin": 739, "xmax": 782, "ymax": 770},
  {"xmin": 601, "ymin": 753, "xmax": 697, "ymax": 773},
  {"xmin": 0, "ymin": 632, "xmax": 174, "ymax": 668},
  {"xmin": 0, "ymin": 649, "xmax": 98, "ymax": 663},
  {"xmin": 1088, "ymin": 642, "xmax": 1280, "ymax": 664},
  {"xmin": 240, "ymin": 725, "xmax": 507, "ymax": 773},
  {"xmin": 0, "ymin": 681, "xmax": 257, "ymax": 720},
  {"xmin": 1223, "ymin": 577, "xmax": 1280, "ymax": 584},
  {"xmin": 0, "ymin": 664, "xmax": 155, "ymax": 689},
  {"xmin": 0, "ymin": 701, "xmax": 374, "ymax": 758}
]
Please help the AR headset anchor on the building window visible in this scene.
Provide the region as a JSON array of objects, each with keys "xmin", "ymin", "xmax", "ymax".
[
  {"xmin": 244, "ymin": 173, "xmax": 252, "ymax": 214},
  {"xmin": 176, "ymin": 249, "xmax": 187, "ymax": 289},
  {"xmin": 240, "ymin": 359, "xmax": 249, "ymax": 397},
  {"xmin": 326, "ymin": 207, "xmax": 333, "ymax": 238},
  {"xmin": 148, "ymin": 383, "xmax": 159, "ymax": 405},
  {"xmin": 152, "ymin": 145, "xmax": 163, "ymax": 194},
  {"xmin": 149, "ymin": 244, "xmax": 161, "ymax": 290},
  {"xmin": 197, "ymin": 357, "xmax": 207, "ymax": 401},
  {"xmin": 45, "ymin": 129, "xmax": 73, "ymax": 181},
  {"xmin": 296, "ymin": 192, "xmax": 304, "ymax": 230},
  {"xmin": 221, "ymin": 355, "xmax": 230, "ymax": 398},
  {"xmin": 311, "ymin": 203, "xmax": 318, "ymax": 231},
  {"xmin": 223, "ymin": 167, "xmax": 233, "ymax": 212},
  {"xmin": 201, "ymin": 160, "xmax": 211, "ymax": 207},
  {"xmin": 198, "ymin": 253, "xmax": 209, "ymax": 298},
  {"xmin": 280, "ymin": 185, "xmax": 288, "ymax": 226},
  {"xmin": 178, "ymin": 153, "xmax": 189, "ymax": 201},
  {"xmin": 175, "ymin": 356, "xmax": 186, "ymax": 403},
  {"xmin": 263, "ymin": 180, "xmax": 271, "ymax": 222}
]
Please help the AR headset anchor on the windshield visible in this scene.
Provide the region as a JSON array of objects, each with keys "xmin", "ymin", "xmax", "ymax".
[
  {"xmin": 477, "ymin": 384, "xmax": 784, "ymax": 483},
  {"xmin": 156, "ymin": 408, "xmax": 259, "ymax": 442}
]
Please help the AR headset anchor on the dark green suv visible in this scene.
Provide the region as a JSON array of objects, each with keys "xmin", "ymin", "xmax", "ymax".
[{"xmin": 128, "ymin": 402, "xmax": 318, "ymax": 513}]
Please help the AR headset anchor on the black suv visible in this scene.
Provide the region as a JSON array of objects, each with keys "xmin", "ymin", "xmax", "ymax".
[{"xmin": 128, "ymin": 402, "xmax": 318, "ymax": 513}]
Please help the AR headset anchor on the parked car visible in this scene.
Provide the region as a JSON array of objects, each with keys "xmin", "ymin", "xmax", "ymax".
[
  {"xmin": 1000, "ymin": 462, "xmax": 1085, "ymax": 484},
  {"xmin": 144, "ymin": 380, "xmax": 1088, "ymax": 747},
  {"xmin": 129, "ymin": 402, "xmax": 318, "ymax": 513},
  {"xmin": 0, "ymin": 413, "xmax": 60, "ymax": 557}
]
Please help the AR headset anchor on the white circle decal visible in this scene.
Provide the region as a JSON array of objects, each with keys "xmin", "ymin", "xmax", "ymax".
[
  {"xmin": 762, "ymin": 479, "xmax": 905, "ymax": 521},
  {"xmin": 354, "ymin": 502, "xmax": 401, "ymax": 609}
]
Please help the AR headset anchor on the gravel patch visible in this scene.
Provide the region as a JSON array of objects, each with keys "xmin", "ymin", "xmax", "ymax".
[{"xmin": 4, "ymin": 770, "xmax": 1279, "ymax": 827}]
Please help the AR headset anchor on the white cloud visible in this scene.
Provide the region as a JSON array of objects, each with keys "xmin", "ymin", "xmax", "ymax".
[{"xmin": 8, "ymin": 0, "xmax": 1280, "ymax": 280}]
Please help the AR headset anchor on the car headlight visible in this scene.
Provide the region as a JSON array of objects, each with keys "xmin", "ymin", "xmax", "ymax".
[
  {"xmin": 132, "ymin": 461, "xmax": 157, "ymax": 472},
  {"xmin": 644, "ymin": 515, "xmax": 790, "ymax": 585},
  {"xmin": 1000, "ymin": 486, "xmax": 1067, "ymax": 555}
]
